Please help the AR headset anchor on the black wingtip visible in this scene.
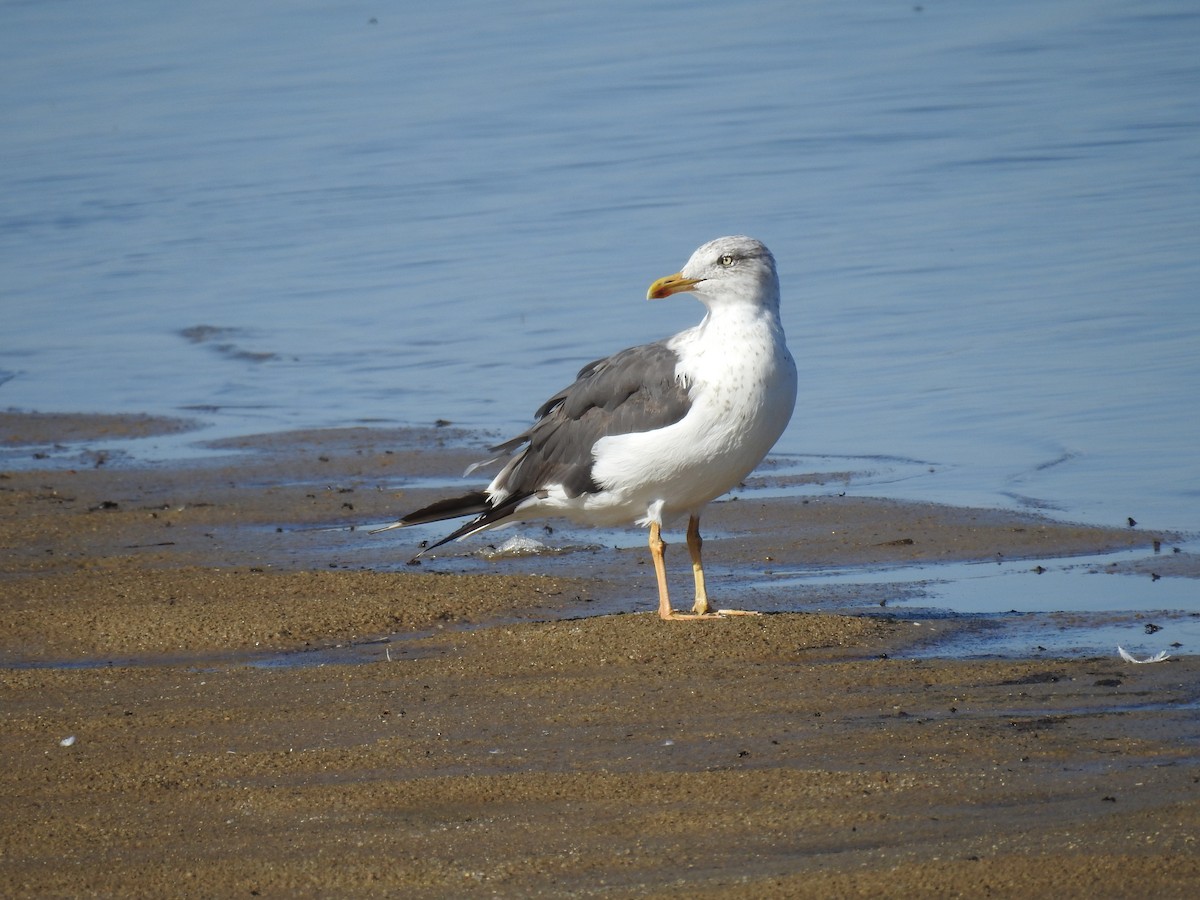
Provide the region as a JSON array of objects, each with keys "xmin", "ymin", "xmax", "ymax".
[
  {"xmin": 380, "ymin": 491, "xmax": 491, "ymax": 531},
  {"xmin": 370, "ymin": 490, "xmax": 535, "ymax": 556}
]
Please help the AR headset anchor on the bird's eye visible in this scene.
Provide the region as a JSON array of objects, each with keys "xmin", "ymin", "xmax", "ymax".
[{"xmin": 719, "ymin": 254, "xmax": 736, "ymax": 267}]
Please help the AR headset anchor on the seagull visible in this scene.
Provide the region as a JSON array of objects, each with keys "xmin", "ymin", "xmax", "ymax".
[{"xmin": 373, "ymin": 235, "xmax": 798, "ymax": 620}]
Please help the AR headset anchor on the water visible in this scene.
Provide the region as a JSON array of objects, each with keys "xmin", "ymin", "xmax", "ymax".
[
  {"xmin": 3, "ymin": 2, "xmax": 1198, "ymax": 648},
  {"xmin": 754, "ymin": 542, "xmax": 1200, "ymax": 658}
]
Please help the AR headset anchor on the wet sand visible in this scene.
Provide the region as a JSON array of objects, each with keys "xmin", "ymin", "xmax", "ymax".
[{"xmin": 1, "ymin": 412, "xmax": 1197, "ymax": 897}]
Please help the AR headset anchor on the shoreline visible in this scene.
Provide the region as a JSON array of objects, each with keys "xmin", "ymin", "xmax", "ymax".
[{"xmin": 2, "ymin": 411, "xmax": 1197, "ymax": 896}]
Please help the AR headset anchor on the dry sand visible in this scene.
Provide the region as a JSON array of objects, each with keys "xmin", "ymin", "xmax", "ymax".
[{"xmin": 1, "ymin": 412, "xmax": 1197, "ymax": 897}]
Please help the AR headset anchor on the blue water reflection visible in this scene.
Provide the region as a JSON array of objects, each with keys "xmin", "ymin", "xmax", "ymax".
[{"xmin": 3, "ymin": 1, "xmax": 1198, "ymax": 539}]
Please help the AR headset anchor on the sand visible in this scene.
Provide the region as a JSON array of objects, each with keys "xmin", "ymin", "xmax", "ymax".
[{"xmin": 1, "ymin": 412, "xmax": 1197, "ymax": 897}]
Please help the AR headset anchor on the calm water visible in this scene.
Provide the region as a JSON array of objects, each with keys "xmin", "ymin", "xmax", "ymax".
[{"xmin": 3, "ymin": 4, "xmax": 1198, "ymax": 570}]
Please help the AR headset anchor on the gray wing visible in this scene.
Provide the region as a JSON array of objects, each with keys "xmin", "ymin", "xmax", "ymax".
[
  {"xmin": 378, "ymin": 340, "xmax": 693, "ymax": 557},
  {"xmin": 491, "ymin": 340, "xmax": 692, "ymax": 499}
]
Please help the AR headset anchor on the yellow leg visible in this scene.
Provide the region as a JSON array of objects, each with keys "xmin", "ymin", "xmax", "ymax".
[
  {"xmin": 649, "ymin": 522, "xmax": 673, "ymax": 620},
  {"xmin": 687, "ymin": 514, "xmax": 761, "ymax": 618},
  {"xmin": 687, "ymin": 514, "xmax": 711, "ymax": 615},
  {"xmin": 650, "ymin": 516, "xmax": 758, "ymax": 621}
]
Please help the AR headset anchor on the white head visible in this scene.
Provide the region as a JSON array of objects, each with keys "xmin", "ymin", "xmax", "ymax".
[{"xmin": 646, "ymin": 235, "xmax": 780, "ymax": 312}]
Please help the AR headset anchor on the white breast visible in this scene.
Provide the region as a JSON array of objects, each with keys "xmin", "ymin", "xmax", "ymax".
[{"xmin": 587, "ymin": 306, "xmax": 797, "ymax": 526}]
